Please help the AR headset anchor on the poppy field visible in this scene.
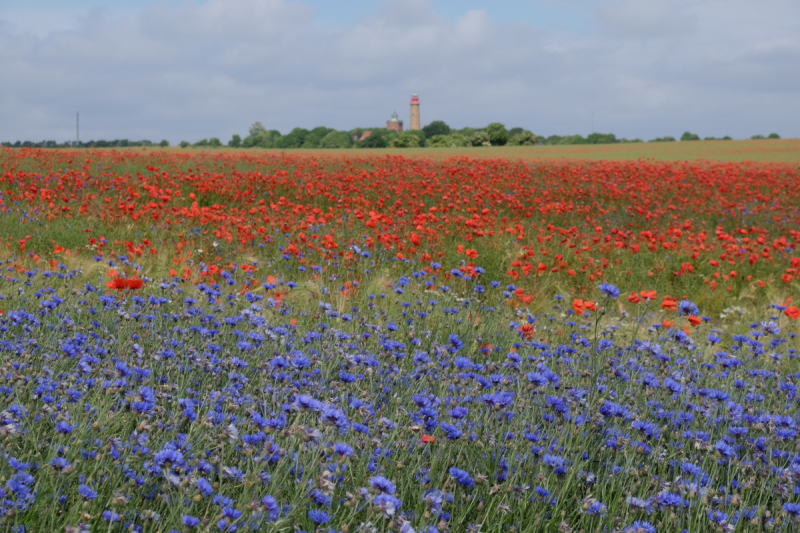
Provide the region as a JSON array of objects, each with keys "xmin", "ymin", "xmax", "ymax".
[{"xmin": 1, "ymin": 147, "xmax": 800, "ymax": 533}]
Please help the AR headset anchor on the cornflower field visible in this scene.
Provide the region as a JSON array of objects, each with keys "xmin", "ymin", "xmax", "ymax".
[{"xmin": 2, "ymin": 147, "xmax": 800, "ymax": 533}]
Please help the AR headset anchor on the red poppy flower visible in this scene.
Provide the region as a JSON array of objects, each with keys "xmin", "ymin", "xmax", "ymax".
[
  {"xmin": 106, "ymin": 277, "xmax": 127, "ymax": 290},
  {"xmin": 519, "ymin": 323, "xmax": 534, "ymax": 339},
  {"xmin": 421, "ymin": 434, "xmax": 435, "ymax": 444},
  {"xmin": 786, "ymin": 306, "xmax": 800, "ymax": 320}
]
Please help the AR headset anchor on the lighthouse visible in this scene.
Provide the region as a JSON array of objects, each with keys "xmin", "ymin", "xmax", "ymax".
[{"xmin": 409, "ymin": 94, "xmax": 420, "ymax": 130}]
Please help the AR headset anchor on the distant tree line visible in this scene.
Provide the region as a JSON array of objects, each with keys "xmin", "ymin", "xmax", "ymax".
[
  {"xmin": 0, "ymin": 139, "xmax": 169, "ymax": 148},
  {"xmin": 0, "ymin": 126, "xmax": 783, "ymax": 149}
]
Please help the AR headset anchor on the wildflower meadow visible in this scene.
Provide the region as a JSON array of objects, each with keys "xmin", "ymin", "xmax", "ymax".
[{"xmin": 2, "ymin": 147, "xmax": 800, "ymax": 533}]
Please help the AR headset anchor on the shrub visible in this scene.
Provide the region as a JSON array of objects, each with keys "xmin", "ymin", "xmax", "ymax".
[
  {"xmin": 388, "ymin": 131, "xmax": 422, "ymax": 148},
  {"xmin": 508, "ymin": 130, "xmax": 539, "ymax": 146},
  {"xmin": 422, "ymin": 120, "xmax": 451, "ymax": 139},
  {"xmin": 485, "ymin": 123, "xmax": 509, "ymax": 146},
  {"xmin": 318, "ymin": 131, "xmax": 353, "ymax": 149},
  {"xmin": 469, "ymin": 131, "xmax": 491, "ymax": 147},
  {"xmin": 427, "ymin": 134, "xmax": 468, "ymax": 148}
]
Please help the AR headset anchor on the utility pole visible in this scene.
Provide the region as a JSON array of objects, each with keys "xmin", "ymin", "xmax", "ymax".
[{"xmin": 76, "ymin": 112, "xmax": 80, "ymax": 145}]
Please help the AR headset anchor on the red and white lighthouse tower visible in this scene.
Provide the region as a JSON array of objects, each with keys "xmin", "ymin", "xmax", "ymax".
[{"xmin": 409, "ymin": 94, "xmax": 420, "ymax": 130}]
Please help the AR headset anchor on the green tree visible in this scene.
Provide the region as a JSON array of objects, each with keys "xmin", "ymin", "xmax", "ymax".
[
  {"xmin": 356, "ymin": 129, "xmax": 394, "ymax": 148},
  {"xmin": 422, "ymin": 120, "xmax": 451, "ymax": 139},
  {"xmin": 208, "ymin": 138, "xmax": 222, "ymax": 147},
  {"xmin": 469, "ymin": 131, "xmax": 491, "ymax": 147},
  {"xmin": 249, "ymin": 122, "xmax": 267, "ymax": 138},
  {"xmin": 318, "ymin": 131, "xmax": 353, "ymax": 149},
  {"xmin": 587, "ymin": 133, "xmax": 617, "ymax": 144},
  {"xmin": 751, "ymin": 134, "xmax": 765, "ymax": 140},
  {"xmin": 508, "ymin": 130, "xmax": 539, "ymax": 146},
  {"xmin": 301, "ymin": 127, "xmax": 334, "ymax": 149},
  {"xmin": 388, "ymin": 131, "xmax": 421, "ymax": 148},
  {"xmin": 194, "ymin": 139, "xmax": 209, "ymax": 147},
  {"xmin": 427, "ymin": 134, "xmax": 468, "ymax": 148},
  {"xmin": 649, "ymin": 136, "xmax": 676, "ymax": 142},
  {"xmin": 508, "ymin": 127, "xmax": 524, "ymax": 138},
  {"xmin": 179, "ymin": 141, "xmax": 190, "ymax": 148},
  {"xmin": 407, "ymin": 130, "xmax": 426, "ymax": 146},
  {"xmin": 455, "ymin": 127, "xmax": 478, "ymax": 138},
  {"xmin": 484, "ymin": 123, "xmax": 509, "ymax": 146},
  {"xmin": 159, "ymin": 140, "xmax": 169, "ymax": 147},
  {"xmin": 242, "ymin": 130, "xmax": 281, "ymax": 148},
  {"xmin": 680, "ymin": 132, "xmax": 700, "ymax": 141},
  {"xmin": 768, "ymin": 133, "xmax": 781, "ymax": 139},
  {"xmin": 275, "ymin": 128, "xmax": 310, "ymax": 149},
  {"xmin": 228, "ymin": 134, "xmax": 242, "ymax": 147}
]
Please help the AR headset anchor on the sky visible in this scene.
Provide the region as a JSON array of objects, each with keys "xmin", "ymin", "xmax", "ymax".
[{"xmin": 1, "ymin": 0, "xmax": 798, "ymax": 143}]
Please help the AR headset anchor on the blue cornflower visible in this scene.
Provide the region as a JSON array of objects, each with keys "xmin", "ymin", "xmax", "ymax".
[
  {"xmin": 449, "ymin": 406, "xmax": 469, "ymax": 419},
  {"xmin": 441, "ymin": 423, "xmax": 463, "ymax": 440},
  {"xmin": 369, "ymin": 476, "xmax": 396, "ymax": 494},
  {"xmin": 333, "ymin": 442, "xmax": 354, "ymax": 457},
  {"xmin": 654, "ymin": 492, "xmax": 688, "ymax": 509},
  {"xmin": 308, "ymin": 509, "xmax": 331, "ymax": 524},
  {"xmin": 79, "ymin": 484, "xmax": 97, "ymax": 500},
  {"xmin": 542, "ymin": 454, "xmax": 565, "ymax": 469},
  {"xmin": 678, "ymin": 300, "xmax": 699, "ymax": 316},
  {"xmin": 197, "ymin": 477, "xmax": 214, "ymax": 496},
  {"xmin": 309, "ymin": 489, "xmax": 331, "ymax": 506},
  {"xmin": 373, "ymin": 493, "xmax": 402, "ymax": 517},
  {"xmin": 449, "ymin": 467, "xmax": 474, "ymax": 487},
  {"xmin": 262, "ymin": 495, "xmax": 280, "ymax": 520},
  {"xmin": 50, "ymin": 457, "xmax": 71, "ymax": 471},
  {"xmin": 56, "ymin": 421, "xmax": 74, "ymax": 434},
  {"xmin": 599, "ymin": 282, "xmax": 620, "ymax": 299},
  {"xmin": 154, "ymin": 449, "xmax": 184, "ymax": 468},
  {"xmin": 784, "ymin": 502, "xmax": 800, "ymax": 518},
  {"xmin": 623, "ymin": 521, "xmax": 656, "ymax": 533},
  {"xmin": 182, "ymin": 516, "xmax": 200, "ymax": 527},
  {"xmin": 236, "ymin": 340, "xmax": 252, "ymax": 351},
  {"xmin": 221, "ymin": 506, "xmax": 241, "ymax": 520},
  {"xmin": 715, "ymin": 440, "xmax": 737, "ymax": 458},
  {"xmin": 448, "ymin": 334, "xmax": 464, "ymax": 351},
  {"xmin": 625, "ymin": 496, "xmax": 653, "ymax": 514}
]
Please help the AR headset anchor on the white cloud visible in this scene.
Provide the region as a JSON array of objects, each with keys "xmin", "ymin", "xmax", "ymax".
[{"xmin": 0, "ymin": 0, "xmax": 797, "ymax": 143}]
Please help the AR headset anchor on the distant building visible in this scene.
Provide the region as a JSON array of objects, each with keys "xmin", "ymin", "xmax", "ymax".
[
  {"xmin": 410, "ymin": 94, "xmax": 420, "ymax": 130},
  {"xmin": 386, "ymin": 111, "xmax": 403, "ymax": 132},
  {"xmin": 358, "ymin": 130, "xmax": 372, "ymax": 141}
]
